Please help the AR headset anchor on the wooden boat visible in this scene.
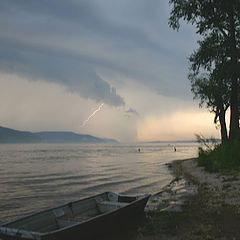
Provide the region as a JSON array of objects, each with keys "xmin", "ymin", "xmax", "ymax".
[{"xmin": 0, "ymin": 192, "xmax": 150, "ymax": 240}]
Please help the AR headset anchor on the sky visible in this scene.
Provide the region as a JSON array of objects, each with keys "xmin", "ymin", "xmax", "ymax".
[{"xmin": 0, "ymin": 0, "xmax": 220, "ymax": 142}]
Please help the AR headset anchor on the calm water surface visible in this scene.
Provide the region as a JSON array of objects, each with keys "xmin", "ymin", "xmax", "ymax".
[{"xmin": 0, "ymin": 142, "xmax": 198, "ymax": 222}]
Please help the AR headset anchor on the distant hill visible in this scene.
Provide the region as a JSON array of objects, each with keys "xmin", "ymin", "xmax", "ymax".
[
  {"xmin": 0, "ymin": 126, "xmax": 118, "ymax": 143},
  {"xmin": 0, "ymin": 126, "xmax": 41, "ymax": 143},
  {"xmin": 35, "ymin": 131, "xmax": 118, "ymax": 143}
]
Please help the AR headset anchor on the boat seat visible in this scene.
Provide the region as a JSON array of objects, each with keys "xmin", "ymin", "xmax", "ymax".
[
  {"xmin": 57, "ymin": 215, "xmax": 89, "ymax": 222},
  {"xmin": 98, "ymin": 201, "xmax": 128, "ymax": 207},
  {"xmin": 96, "ymin": 201, "xmax": 128, "ymax": 213}
]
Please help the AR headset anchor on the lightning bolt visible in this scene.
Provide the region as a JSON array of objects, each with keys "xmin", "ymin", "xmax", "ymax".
[{"xmin": 81, "ymin": 103, "xmax": 104, "ymax": 127}]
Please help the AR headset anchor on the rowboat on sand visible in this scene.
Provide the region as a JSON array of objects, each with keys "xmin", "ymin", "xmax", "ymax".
[{"xmin": 0, "ymin": 192, "xmax": 151, "ymax": 240}]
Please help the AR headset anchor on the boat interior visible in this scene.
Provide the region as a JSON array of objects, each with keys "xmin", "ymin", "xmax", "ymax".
[{"xmin": 3, "ymin": 192, "xmax": 138, "ymax": 234}]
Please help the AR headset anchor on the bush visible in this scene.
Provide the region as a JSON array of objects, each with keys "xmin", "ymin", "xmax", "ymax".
[{"xmin": 196, "ymin": 134, "xmax": 240, "ymax": 172}]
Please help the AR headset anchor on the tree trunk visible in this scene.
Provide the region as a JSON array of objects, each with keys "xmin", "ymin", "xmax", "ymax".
[
  {"xmin": 229, "ymin": 78, "xmax": 239, "ymax": 139},
  {"xmin": 228, "ymin": 9, "xmax": 239, "ymax": 140},
  {"xmin": 218, "ymin": 105, "xmax": 228, "ymax": 143}
]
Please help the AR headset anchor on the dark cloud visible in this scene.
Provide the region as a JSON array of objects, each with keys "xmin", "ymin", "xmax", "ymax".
[
  {"xmin": 125, "ymin": 108, "xmax": 139, "ymax": 116},
  {"xmin": 0, "ymin": 0, "xmax": 196, "ymax": 104},
  {"xmin": 0, "ymin": 44, "xmax": 124, "ymax": 106}
]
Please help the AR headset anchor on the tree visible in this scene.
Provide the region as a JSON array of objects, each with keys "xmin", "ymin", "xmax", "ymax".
[
  {"xmin": 188, "ymin": 31, "xmax": 231, "ymax": 142},
  {"xmin": 169, "ymin": 0, "xmax": 240, "ymax": 140},
  {"xmin": 189, "ymin": 71, "xmax": 230, "ymax": 142}
]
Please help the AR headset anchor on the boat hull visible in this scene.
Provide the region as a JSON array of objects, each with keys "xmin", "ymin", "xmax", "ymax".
[
  {"xmin": 45, "ymin": 195, "xmax": 149, "ymax": 240},
  {"xmin": 0, "ymin": 192, "xmax": 150, "ymax": 240}
]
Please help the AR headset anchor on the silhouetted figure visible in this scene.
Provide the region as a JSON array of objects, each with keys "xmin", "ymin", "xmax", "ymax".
[
  {"xmin": 174, "ymin": 146, "xmax": 176, "ymax": 152},
  {"xmin": 138, "ymin": 148, "xmax": 141, "ymax": 152}
]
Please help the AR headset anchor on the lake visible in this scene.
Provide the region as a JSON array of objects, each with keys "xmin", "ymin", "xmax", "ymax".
[{"xmin": 0, "ymin": 142, "xmax": 198, "ymax": 222}]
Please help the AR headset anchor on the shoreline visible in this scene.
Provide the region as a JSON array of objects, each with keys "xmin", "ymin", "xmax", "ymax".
[{"xmin": 133, "ymin": 158, "xmax": 240, "ymax": 240}]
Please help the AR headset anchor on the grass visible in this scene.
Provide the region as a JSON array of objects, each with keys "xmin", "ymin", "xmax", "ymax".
[{"xmin": 196, "ymin": 134, "xmax": 240, "ymax": 172}]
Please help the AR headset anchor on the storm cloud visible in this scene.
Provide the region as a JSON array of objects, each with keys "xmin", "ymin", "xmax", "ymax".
[
  {"xmin": 0, "ymin": 0, "xmax": 197, "ymax": 107},
  {"xmin": 0, "ymin": 0, "xmax": 214, "ymax": 142},
  {"xmin": 125, "ymin": 108, "xmax": 139, "ymax": 116}
]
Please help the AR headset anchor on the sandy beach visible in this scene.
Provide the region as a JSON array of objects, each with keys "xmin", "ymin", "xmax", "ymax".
[{"xmin": 131, "ymin": 158, "xmax": 240, "ymax": 240}]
